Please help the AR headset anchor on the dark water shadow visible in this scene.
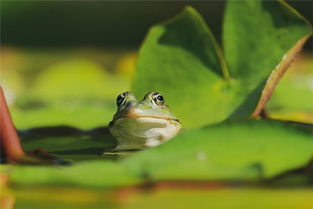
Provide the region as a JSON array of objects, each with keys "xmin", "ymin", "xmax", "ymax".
[
  {"xmin": 52, "ymin": 147, "xmax": 108, "ymax": 155},
  {"xmin": 19, "ymin": 125, "xmax": 110, "ymax": 138},
  {"xmin": 17, "ymin": 125, "xmax": 125, "ymax": 162}
]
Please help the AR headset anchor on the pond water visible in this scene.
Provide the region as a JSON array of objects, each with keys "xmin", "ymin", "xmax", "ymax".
[
  {"xmin": 2, "ymin": 123, "xmax": 312, "ymax": 209},
  {"xmin": 2, "ymin": 186, "xmax": 312, "ymax": 209}
]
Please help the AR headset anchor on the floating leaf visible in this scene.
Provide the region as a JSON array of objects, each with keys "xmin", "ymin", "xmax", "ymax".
[
  {"xmin": 31, "ymin": 60, "xmax": 127, "ymax": 101},
  {"xmin": 12, "ymin": 105, "xmax": 116, "ymax": 130},
  {"xmin": 7, "ymin": 161, "xmax": 140, "ymax": 188},
  {"xmin": 5, "ymin": 120, "xmax": 313, "ymax": 187},
  {"xmin": 123, "ymin": 120, "xmax": 313, "ymax": 181}
]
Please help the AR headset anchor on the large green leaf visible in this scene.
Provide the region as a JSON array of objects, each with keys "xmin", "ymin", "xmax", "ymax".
[
  {"xmin": 123, "ymin": 120, "xmax": 313, "ymax": 181},
  {"xmin": 223, "ymin": 0, "xmax": 312, "ymax": 118},
  {"xmin": 132, "ymin": 6, "xmax": 231, "ymax": 129},
  {"xmin": 132, "ymin": 1, "xmax": 312, "ymax": 129},
  {"xmin": 5, "ymin": 120, "xmax": 313, "ymax": 187}
]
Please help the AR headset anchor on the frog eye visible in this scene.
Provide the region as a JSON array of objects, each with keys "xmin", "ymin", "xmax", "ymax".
[
  {"xmin": 116, "ymin": 92, "xmax": 127, "ymax": 106},
  {"xmin": 151, "ymin": 92, "xmax": 164, "ymax": 106}
]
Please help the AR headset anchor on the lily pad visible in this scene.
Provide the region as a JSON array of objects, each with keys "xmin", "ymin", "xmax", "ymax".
[
  {"xmin": 10, "ymin": 59, "xmax": 128, "ymax": 129},
  {"xmin": 123, "ymin": 120, "xmax": 313, "ymax": 181},
  {"xmin": 132, "ymin": 1, "xmax": 312, "ymax": 129},
  {"xmin": 7, "ymin": 161, "xmax": 141, "ymax": 188},
  {"xmin": 5, "ymin": 120, "xmax": 313, "ymax": 188}
]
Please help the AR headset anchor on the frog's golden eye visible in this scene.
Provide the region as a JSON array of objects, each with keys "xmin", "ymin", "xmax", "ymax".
[
  {"xmin": 151, "ymin": 92, "xmax": 164, "ymax": 106},
  {"xmin": 116, "ymin": 92, "xmax": 127, "ymax": 106}
]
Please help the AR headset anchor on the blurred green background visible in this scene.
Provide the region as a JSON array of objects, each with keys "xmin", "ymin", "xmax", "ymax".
[
  {"xmin": 1, "ymin": 1, "xmax": 313, "ymax": 209},
  {"xmin": 1, "ymin": 1, "xmax": 312, "ymax": 48},
  {"xmin": 1, "ymin": 1, "xmax": 312, "ymax": 129}
]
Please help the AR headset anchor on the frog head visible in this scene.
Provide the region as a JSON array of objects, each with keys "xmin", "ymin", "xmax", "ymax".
[{"xmin": 109, "ymin": 91, "xmax": 181, "ymax": 150}]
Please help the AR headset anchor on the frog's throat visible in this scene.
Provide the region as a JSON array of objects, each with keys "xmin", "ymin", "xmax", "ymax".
[{"xmin": 126, "ymin": 111, "xmax": 180, "ymax": 123}]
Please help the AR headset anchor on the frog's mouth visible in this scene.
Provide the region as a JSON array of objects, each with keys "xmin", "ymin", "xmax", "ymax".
[
  {"xmin": 126, "ymin": 111, "xmax": 180, "ymax": 123},
  {"xmin": 109, "ymin": 107, "xmax": 182, "ymax": 149}
]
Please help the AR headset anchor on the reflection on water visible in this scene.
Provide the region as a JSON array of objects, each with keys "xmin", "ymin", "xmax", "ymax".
[
  {"xmin": 19, "ymin": 126, "xmax": 139, "ymax": 162},
  {"xmin": 2, "ymin": 186, "xmax": 313, "ymax": 209}
]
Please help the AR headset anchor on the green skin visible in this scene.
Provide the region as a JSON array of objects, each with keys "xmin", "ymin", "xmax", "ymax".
[{"xmin": 108, "ymin": 92, "xmax": 181, "ymax": 150}]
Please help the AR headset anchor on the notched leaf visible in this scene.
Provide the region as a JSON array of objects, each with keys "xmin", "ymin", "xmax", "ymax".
[
  {"xmin": 133, "ymin": 1, "xmax": 312, "ymax": 128},
  {"xmin": 252, "ymin": 36, "xmax": 311, "ymax": 117},
  {"xmin": 223, "ymin": 0, "xmax": 312, "ymax": 118}
]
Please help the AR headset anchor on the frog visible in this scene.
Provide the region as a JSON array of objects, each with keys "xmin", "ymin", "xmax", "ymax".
[{"xmin": 108, "ymin": 91, "xmax": 181, "ymax": 150}]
